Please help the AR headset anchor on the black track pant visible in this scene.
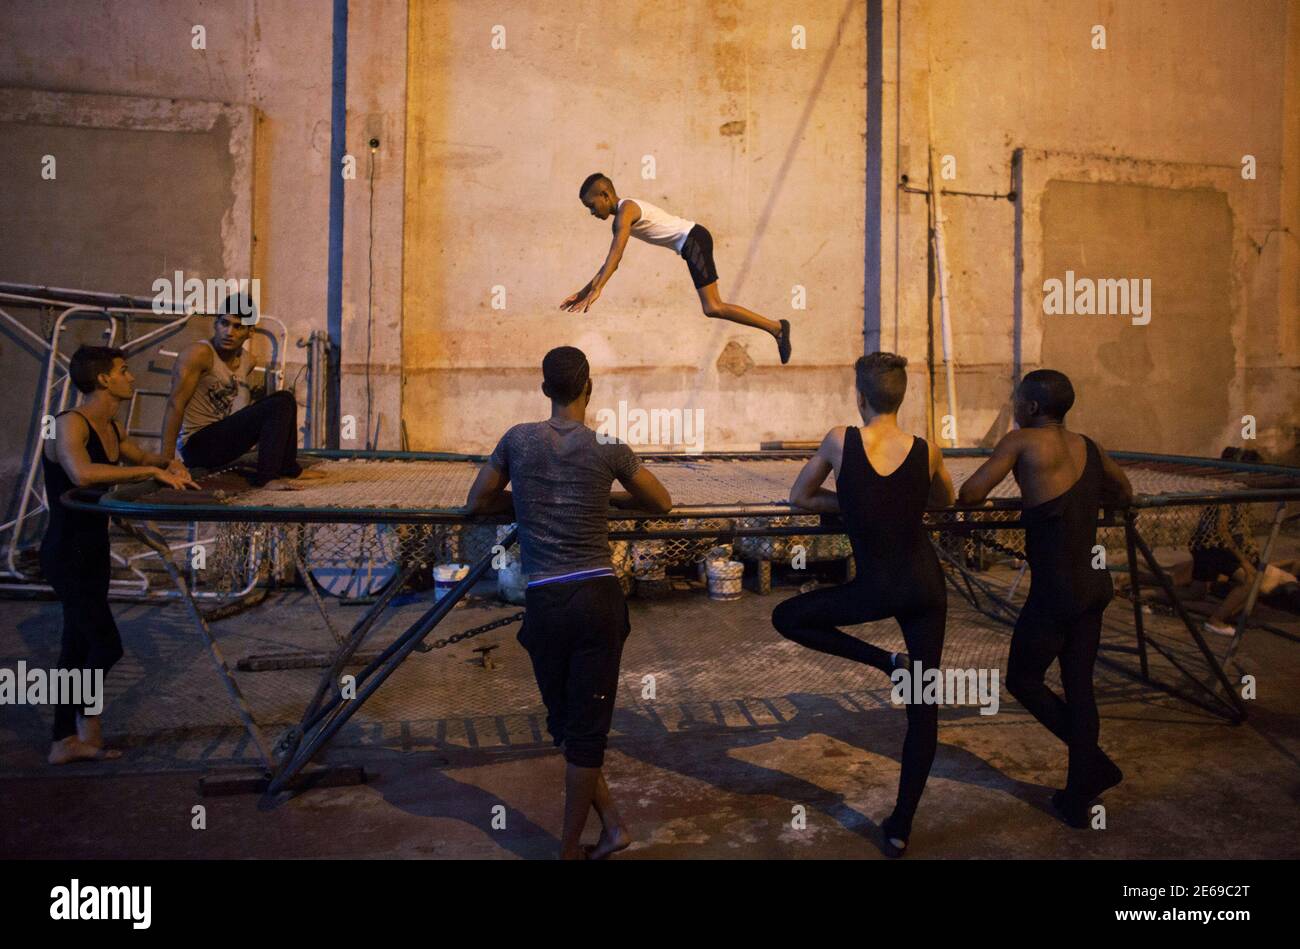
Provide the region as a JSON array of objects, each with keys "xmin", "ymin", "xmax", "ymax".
[
  {"xmin": 1006, "ymin": 601, "xmax": 1113, "ymax": 797},
  {"xmin": 519, "ymin": 575, "xmax": 631, "ymax": 768},
  {"xmin": 42, "ymin": 548, "xmax": 122, "ymax": 742},
  {"xmin": 771, "ymin": 581, "xmax": 946, "ymax": 832},
  {"xmin": 181, "ymin": 390, "xmax": 301, "ymax": 486}
]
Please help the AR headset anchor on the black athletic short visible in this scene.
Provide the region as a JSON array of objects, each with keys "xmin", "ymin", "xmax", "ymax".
[
  {"xmin": 1190, "ymin": 546, "xmax": 1244, "ymax": 582},
  {"xmin": 518, "ymin": 575, "xmax": 630, "ymax": 768},
  {"xmin": 680, "ymin": 224, "xmax": 719, "ymax": 289}
]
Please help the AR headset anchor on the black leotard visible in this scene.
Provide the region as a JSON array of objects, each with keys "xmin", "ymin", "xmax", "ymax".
[
  {"xmin": 839, "ymin": 427, "xmax": 946, "ymax": 614},
  {"xmin": 772, "ymin": 426, "xmax": 946, "ymax": 838},
  {"xmin": 1006, "ymin": 435, "xmax": 1120, "ymax": 804},
  {"xmin": 1020, "ymin": 436, "xmax": 1113, "ymax": 618},
  {"xmin": 40, "ymin": 411, "xmax": 124, "ymax": 742}
]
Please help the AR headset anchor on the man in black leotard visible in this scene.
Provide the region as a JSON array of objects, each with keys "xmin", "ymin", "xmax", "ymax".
[
  {"xmin": 959, "ymin": 369, "xmax": 1132, "ymax": 827},
  {"xmin": 772, "ymin": 352, "xmax": 954, "ymax": 855},
  {"xmin": 41, "ymin": 346, "xmax": 197, "ymax": 764}
]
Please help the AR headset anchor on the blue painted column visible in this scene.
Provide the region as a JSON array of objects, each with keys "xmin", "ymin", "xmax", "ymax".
[
  {"xmin": 865, "ymin": 0, "xmax": 882, "ymax": 355},
  {"xmin": 325, "ymin": 0, "xmax": 348, "ymax": 448}
]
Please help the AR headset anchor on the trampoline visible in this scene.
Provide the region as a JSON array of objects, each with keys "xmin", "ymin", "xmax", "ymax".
[{"xmin": 63, "ymin": 448, "xmax": 1300, "ymax": 794}]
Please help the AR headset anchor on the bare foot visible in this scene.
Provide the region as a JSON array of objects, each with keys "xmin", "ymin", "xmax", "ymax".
[
  {"xmin": 583, "ymin": 824, "xmax": 632, "ymax": 860},
  {"xmin": 293, "ymin": 469, "xmax": 328, "ymax": 482},
  {"xmin": 261, "ymin": 478, "xmax": 305, "ymax": 492},
  {"xmin": 48, "ymin": 737, "xmax": 122, "ymax": 765},
  {"xmin": 76, "ymin": 713, "xmax": 104, "ymax": 748}
]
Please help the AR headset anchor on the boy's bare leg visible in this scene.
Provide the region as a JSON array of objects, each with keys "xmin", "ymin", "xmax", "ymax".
[
  {"xmin": 1211, "ymin": 580, "xmax": 1252, "ymax": 625},
  {"xmin": 585, "ymin": 770, "xmax": 632, "ymax": 859},
  {"xmin": 561, "ymin": 763, "xmax": 601, "ymax": 859},
  {"xmin": 697, "ymin": 284, "xmax": 782, "ymax": 336},
  {"xmin": 49, "ymin": 709, "xmax": 122, "ymax": 763},
  {"xmin": 76, "ymin": 712, "xmax": 105, "ymax": 748},
  {"xmin": 1203, "ymin": 568, "xmax": 1251, "ymax": 634}
]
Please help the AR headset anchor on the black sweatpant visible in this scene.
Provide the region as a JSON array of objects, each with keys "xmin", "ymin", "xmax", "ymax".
[
  {"xmin": 518, "ymin": 575, "xmax": 631, "ymax": 768},
  {"xmin": 771, "ymin": 579, "xmax": 946, "ymax": 831},
  {"xmin": 181, "ymin": 390, "xmax": 301, "ymax": 486},
  {"xmin": 41, "ymin": 545, "xmax": 122, "ymax": 742},
  {"xmin": 1005, "ymin": 600, "xmax": 1112, "ymax": 798}
]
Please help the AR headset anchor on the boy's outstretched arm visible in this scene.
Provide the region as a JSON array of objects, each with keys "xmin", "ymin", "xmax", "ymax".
[
  {"xmin": 958, "ymin": 431, "xmax": 1022, "ymax": 505},
  {"xmin": 561, "ymin": 202, "xmax": 639, "ymax": 312}
]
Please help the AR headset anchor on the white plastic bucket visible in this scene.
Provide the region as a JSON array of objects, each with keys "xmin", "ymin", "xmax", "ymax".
[
  {"xmin": 433, "ymin": 563, "xmax": 470, "ymax": 602},
  {"xmin": 706, "ymin": 559, "xmax": 745, "ymax": 601}
]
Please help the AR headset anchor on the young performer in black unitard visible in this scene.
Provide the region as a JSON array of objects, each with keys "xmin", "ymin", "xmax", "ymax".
[
  {"xmin": 772, "ymin": 352, "xmax": 955, "ymax": 855},
  {"xmin": 41, "ymin": 347, "xmax": 197, "ymax": 764},
  {"xmin": 959, "ymin": 369, "xmax": 1133, "ymax": 827}
]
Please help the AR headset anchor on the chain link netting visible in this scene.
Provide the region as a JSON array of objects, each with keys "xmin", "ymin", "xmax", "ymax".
[
  {"xmin": 193, "ymin": 497, "xmax": 1274, "ymax": 599},
  {"xmin": 134, "ymin": 455, "xmax": 1294, "ymax": 598}
]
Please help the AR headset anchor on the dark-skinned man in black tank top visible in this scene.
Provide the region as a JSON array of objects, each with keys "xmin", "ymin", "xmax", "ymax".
[
  {"xmin": 773, "ymin": 352, "xmax": 955, "ymax": 856},
  {"xmin": 959, "ymin": 369, "xmax": 1133, "ymax": 827},
  {"xmin": 40, "ymin": 347, "xmax": 198, "ymax": 764}
]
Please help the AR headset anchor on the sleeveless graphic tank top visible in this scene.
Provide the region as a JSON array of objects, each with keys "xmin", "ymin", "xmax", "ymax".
[{"xmin": 178, "ymin": 340, "xmax": 253, "ymax": 449}]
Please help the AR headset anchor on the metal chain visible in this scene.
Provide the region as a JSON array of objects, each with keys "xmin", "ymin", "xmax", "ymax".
[
  {"xmin": 426, "ymin": 610, "xmax": 525, "ymax": 650},
  {"xmin": 966, "ymin": 530, "xmax": 1026, "ymax": 562}
]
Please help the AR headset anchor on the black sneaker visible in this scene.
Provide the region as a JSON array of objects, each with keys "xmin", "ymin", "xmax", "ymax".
[{"xmin": 777, "ymin": 319, "xmax": 792, "ymax": 364}]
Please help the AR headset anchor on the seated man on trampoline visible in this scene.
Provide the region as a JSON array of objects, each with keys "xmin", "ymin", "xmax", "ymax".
[
  {"xmin": 1116, "ymin": 498, "xmax": 1300, "ymax": 631},
  {"xmin": 1187, "ymin": 503, "xmax": 1270, "ymax": 635},
  {"xmin": 773, "ymin": 352, "xmax": 955, "ymax": 856},
  {"xmin": 959, "ymin": 369, "xmax": 1132, "ymax": 828},
  {"xmin": 465, "ymin": 345, "xmax": 672, "ymax": 859},
  {"xmin": 160, "ymin": 291, "xmax": 322, "ymax": 489},
  {"xmin": 562, "ymin": 173, "xmax": 793, "ymax": 364}
]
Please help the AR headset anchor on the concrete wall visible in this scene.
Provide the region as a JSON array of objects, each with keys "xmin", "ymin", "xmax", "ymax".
[
  {"xmin": 883, "ymin": 0, "xmax": 1300, "ymax": 459},
  {"xmin": 1037, "ymin": 179, "xmax": 1234, "ymax": 454},
  {"xmin": 0, "ymin": 85, "xmax": 255, "ymax": 532},
  {"xmin": 0, "ymin": 0, "xmax": 408, "ymax": 454},
  {"xmin": 1, "ymin": 0, "xmax": 1296, "ymax": 479},
  {"xmin": 402, "ymin": 0, "xmax": 868, "ymax": 452}
]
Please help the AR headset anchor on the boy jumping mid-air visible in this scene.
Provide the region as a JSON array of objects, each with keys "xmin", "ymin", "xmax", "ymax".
[{"xmin": 562, "ymin": 173, "xmax": 793, "ymax": 364}]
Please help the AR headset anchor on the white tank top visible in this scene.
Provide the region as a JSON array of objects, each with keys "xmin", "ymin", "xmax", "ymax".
[
  {"xmin": 178, "ymin": 340, "xmax": 253, "ymax": 447},
  {"xmin": 619, "ymin": 197, "xmax": 696, "ymax": 254}
]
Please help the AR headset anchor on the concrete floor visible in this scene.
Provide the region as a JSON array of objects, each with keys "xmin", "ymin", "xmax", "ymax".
[{"xmin": 3, "ymin": 560, "xmax": 1299, "ymax": 860}]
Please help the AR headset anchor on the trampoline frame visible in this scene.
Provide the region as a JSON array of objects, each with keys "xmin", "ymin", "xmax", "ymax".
[{"xmin": 60, "ymin": 448, "xmax": 1300, "ymax": 794}]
